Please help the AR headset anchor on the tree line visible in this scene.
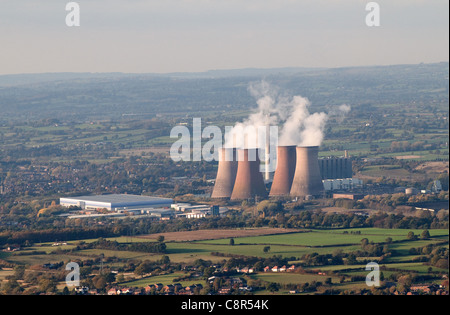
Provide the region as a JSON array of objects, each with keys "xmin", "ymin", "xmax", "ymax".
[{"xmin": 76, "ymin": 237, "xmax": 167, "ymax": 254}]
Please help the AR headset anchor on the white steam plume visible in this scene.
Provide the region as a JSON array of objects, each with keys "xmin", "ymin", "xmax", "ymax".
[
  {"xmin": 278, "ymin": 95, "xmax": 328, "ymax": 146},
  {"xmin": 225, "ymin": 81, "xmax": 347, "ymax": 149}
]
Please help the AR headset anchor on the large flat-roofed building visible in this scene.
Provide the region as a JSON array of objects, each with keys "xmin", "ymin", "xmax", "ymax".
[
  {"xmin": 318, "ymin": 157, "xmax": 353, "ymax": 180},
  {"xmin": 60, "ymin": 194, "xmax": 173, "ymax": 211}
]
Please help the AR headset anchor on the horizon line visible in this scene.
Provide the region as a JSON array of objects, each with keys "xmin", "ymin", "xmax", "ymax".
[{"xmin": 1, "ymin": 61, "xmax": 448, "ymax": 77}]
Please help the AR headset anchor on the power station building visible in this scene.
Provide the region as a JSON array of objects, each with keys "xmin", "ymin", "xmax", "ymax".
[
  {"xmin": 60, "ymin": 194, "xmax": 173, "ymax": 211},
  {"xmin": 318, "ymin": 157, "xmax": 353, "ymax": 180},
  {"xmin": 212, "ymin": 145, "xmax": 328, "ymax": 200},
  {"xmin": 210, "ymin": 144, "xmax": 359, "ymax": 200}
]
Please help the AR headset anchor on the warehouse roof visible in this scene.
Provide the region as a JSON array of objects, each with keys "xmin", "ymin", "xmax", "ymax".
[
  {"xmin": 60, "ymin": 194, "xmax": 173, "ymax": 209},
  {"xmin": 62, "ymin": 194, "xmax": 170, "ymax": 203}
]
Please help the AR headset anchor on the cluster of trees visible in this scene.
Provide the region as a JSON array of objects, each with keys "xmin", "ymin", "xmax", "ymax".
[
  {"xmin": 352, "ymin": 158, "xmax": 449, "ymax": 190},
  {"xmin": 299, "ymin": 241, "xmax": 390, "ymax": 267},
  {"xmin": 386, "ymin": 141, "xmax": 445, "ymax": 154},
  {"xmin": 331, "ymin": 191, "xmax": 448, "ymax": 213},
  {"xmin": 409, "ymin": 243, "xmax": 449, "ymax": 270},
  {"xmin": 76, "ymin": 237, "xmax": 167, "ymax": 254},
  {"xmin": 0, "ymin": 264, "xmax": 69, "ymax": 295},
  {"xmin": 0, "ymin": 153, "xmax": 216, "ymax": 201},
  {"xmin": 0, "ymin": 227, "xmax": 119, "ymax": 247},
  {"xmin": 257, "ymin": 280, "xmax": 326, "ymax": 294},
  {"xmin": 133, "ymin": 256, "xmax": 172, "ymax": 276},
  {"xmin": 270, "ymin": 210, "xmax": 448, "ymax": 230}
]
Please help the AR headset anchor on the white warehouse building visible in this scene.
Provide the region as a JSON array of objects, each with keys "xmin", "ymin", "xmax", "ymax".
[{"xmin": 60, "ymin": 194, "xmax": 173, "ymax": 211}]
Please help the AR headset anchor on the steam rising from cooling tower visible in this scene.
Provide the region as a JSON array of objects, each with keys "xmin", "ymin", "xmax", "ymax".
[
  {"xmin": 224, "ymin": 81, "xmax": 338, "ymax": 150},
  {"xmin": 211, "ymin": 81, "xmax": 351, "ymax": 200}
]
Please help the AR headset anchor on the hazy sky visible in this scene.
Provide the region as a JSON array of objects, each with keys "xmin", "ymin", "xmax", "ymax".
[{"xmin": 0, "ymin": 0, "xmax": 448, "ymax": 75}]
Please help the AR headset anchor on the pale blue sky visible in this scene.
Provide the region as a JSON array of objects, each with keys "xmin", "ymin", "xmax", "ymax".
[{"xmin": 0, "ymin": 0, "xmax": 448, "ymax": 74}]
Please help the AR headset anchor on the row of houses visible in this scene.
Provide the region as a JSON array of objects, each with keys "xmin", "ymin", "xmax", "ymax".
[
  {"xmin": 216, "ymin": 286, "xmax": 253, "ymax": 295},
  {"xmin": 207, "ymin": 276, "xmax": 253, "ymax": 294},
  {"xmin": 105, "ymin": 283, "xmax": 204, "ymax": 295},
  {"xmin": 235, "ymin": 267, "xmax": 254, "ymax": 274},
  {"xmin": 146, "ymin": 283, "xmax": 203, "ymax": 295},
  {"xmin": 263, "ymin": 265, "xmax": 297, "ymax": 273},
  {"xmin": 403, "ymin": 284, "xmax": 447, "ymax": 295},
  {"xmin": 234, "ymin": 265, "xmax": 298, "ymax": 274}
]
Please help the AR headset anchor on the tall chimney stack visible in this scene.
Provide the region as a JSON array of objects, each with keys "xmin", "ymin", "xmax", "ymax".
[
  {"xmin": 231, "ymin": 148, "xmax": 268, "ymax": 200},
  {"xmin": 290, "ymin": 146, "xmax": 324, "ymax": 197},
  {"xmin": 269, "ymin": 145, "xmax": 297, "ymax": 197},
  {"xmin": 211, "ymin": 148, "xmax": 238, "ymax": 199},
  {"xmin": 264, "ymin": 119, "xmax": 270, "ymax": 181}
]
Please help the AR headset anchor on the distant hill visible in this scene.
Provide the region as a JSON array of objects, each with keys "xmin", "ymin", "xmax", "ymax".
[
  {"xmin": 0, "ymin": 72, "xmax": 133, "ymax": 87},
  {"xmin": 0, "ymin": 62, "xmax": 447, "ymax": 123},
  {"xmin": 0, "ymin": 67, "xmax": 325, "ymax": 87}
]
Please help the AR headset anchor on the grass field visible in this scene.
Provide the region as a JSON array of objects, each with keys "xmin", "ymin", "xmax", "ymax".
[
  {"xmin": 138, "ymin": 228, "xmax": 302, "ymax": 242},
  {"xmin": 194, "ymin": 228, "xmax": 448, "ymax": 247},
  {"xmin": 2, "ymin": 227, "xmax": 447, "ymax": 294},
  {"xmin": 7, "ymin": 228, "xmax": 447, "ymax": 266},
  {"xmin": 165, "ymin": 242, "xmax": 351, "ymax": 261}
]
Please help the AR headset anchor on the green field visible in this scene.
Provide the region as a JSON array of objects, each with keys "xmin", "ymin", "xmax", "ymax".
[
  {"xmin": 194, "ymin": 228, "xmax": 448, "ymax": 247},
  {"xmin": 165, "ymin": 242, "xmax": 355, "ymax": 261},
  {"xmin": 8, "ymin": 228, "xmax": 447, "ymax": 266},
  {"xmin": 2, "ymin": 227, "xmax": 447, "ymax": 294}
]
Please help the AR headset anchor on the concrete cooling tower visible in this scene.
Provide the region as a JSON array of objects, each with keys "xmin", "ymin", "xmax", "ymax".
[
  {"xmin": 290, "ymin": 146, "xmax": 324, "ymax": 197},
  {"xmin": 230, "ymin": 148, "xmax": 268, "ymax": 200},
  {"xmin": 269, "ymin": 145, "xmax": 297, "ymax": 197},
  {"xmin": 211, "ymin": 148, "xmax": 238, "ymax": 199}
]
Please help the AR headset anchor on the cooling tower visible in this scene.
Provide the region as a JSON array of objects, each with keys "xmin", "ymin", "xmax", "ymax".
[
  {"xmin": 269, "ymin": 145, "xmax": 297, "ymax": 197},
  {"xmin": 290, "ymin": 146, "xmax": 324, "ymax": 197},
  {"xmin": 230, "ymin": 148, "xmax": 268, "ymax": 200},
  {"xmin": 211, "ymin": 148, "xmax": 238, "ymax": 199}
]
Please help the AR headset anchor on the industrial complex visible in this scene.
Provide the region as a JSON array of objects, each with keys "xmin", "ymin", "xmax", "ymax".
[
  {"xmin": 59, "ymin": 194, "xmax": 226, "ymax": 220},
  {"xmin": 60, "ymin": 145, "xmax": 361, "ymax": 219},
  {"xmin": 212, "ymin": 145, "xmax": 359, "ymax": 200}
]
